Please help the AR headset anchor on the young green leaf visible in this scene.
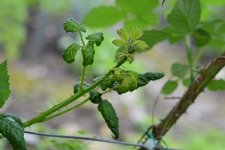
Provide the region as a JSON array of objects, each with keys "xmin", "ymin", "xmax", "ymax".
[
  {"xmin": 64, "ymin": 18, "xmax": 86, "ymax": 33},
  {"xmin": 0, "ymin": 60, "xmax": 10, "ymax": 108},
  {"xmin": 193, "ymin": 28, "xmax": 211, "ymax": 47},
  {"xmin": 85, "ymin": 32, "xmax": 104, "ymax": 46},
  {"xmin": 114, "ymin": 48, "xmax": 128, "ymax": 64},
  {"xmin": 126, "ymin": 54, "xmax": 134, "ymax": 63},
  {"xmin": 207, "ymin": 79, "xmax": 225, "ymax": 91},
  {"xmin": 112, "ymin": 39, "xmax": 126, "ymax": 47},
  {"xmin": 98, "ymin": 100, "xmax": 119, "ymax": 139},
  {"xmin": 130, "ymin": 40, "xmax": 149, "ymax": 53},
  {"xmin": 162, "ymin": 80, "xmax": 178, "ymax": 95},
  {"xmin": 115, "ymin": 72, "xmax": 139, "ymax": 94},
  {"xmin": 117, "ymin": 28, "xmax": 129, "ymax": 41},
  {"xmin": 129, "ymin": 27, "xmax": 143, "ymax": 40},
  {"xmin": 171, "ymin": 63, "xmax": 188, "ymax": 78},
  {"xmin": 62, "ymin": 43, "xmax": 80, "ymax": 64},
  {"xmin": 167, "ymin": 0, "xmax": 201, "ymax": 34},
  {"xmin": 89, "ymin": 90, "xmax": 102, "ymax": 104},
  {"xmin": 83, "ymin": 6, "xmax": 125, "ymax": 27},
  {"xmin": 0, "ymin": 113, "xmax": 26, "ymax": 150},
  {"xmin": 82, "ymin": 41, "xmax": 95, "ymax": 66}
]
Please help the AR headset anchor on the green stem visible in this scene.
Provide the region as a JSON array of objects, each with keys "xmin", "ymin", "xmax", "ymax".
[
  {"xmin": 152, "ymin": 54, "xmax": 225, "ymax": 140},
  {"xmin": 79, "ymin": 31, "xmax": 85, "ymax": 46},
  {"xmin": 42, "ymin": 88, "xmax": 113, "ymax": 122},
  {"xmin": 43, "ymin": 97, "xmax": 90, "ymax": 122},
  {"xmin": 193, "ymin": 48, "xmax": 207, "ymax": 67},
  {"xmin": 24, "ymin": 73, "xmax": 109, "ymax": 127},
  {"xmin": 185, "ymin": 36, "xmax": 194, "ymax": 82},
  {"xmin": 24, "ymin": 58, "xmax": 126, "ymax": 127},
  {"xmin": 80, "ymin": 66, "xmax": 86, "ymax": 91},
  {"xmin": 79, "ymin": 31, "xmax": 86, "ymax": 91}
]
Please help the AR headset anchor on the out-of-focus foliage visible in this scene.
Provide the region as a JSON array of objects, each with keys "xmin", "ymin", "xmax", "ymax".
[
  {"xmin": 0, "ymin": 0, "xmax": 27, "ymax": 58},
  {"xmin": 0, "ymin": 0, "xmax": 75, "ymax": 58},
  {"xmin": 0, "ymin": 60, "xmax": 10, "ymax": 108},
  {"xmin": 166, "ymin": 130, "xmax": 225, "ymax": 150},
  {"xmin": 83, "ymin": 0, "xmax": 159, "ymax": 29}
]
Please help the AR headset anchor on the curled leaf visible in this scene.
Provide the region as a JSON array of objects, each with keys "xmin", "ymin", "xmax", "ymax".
[
  {"xmin": 62, "ymin": 43, "xmax": 80, "ymax": 63},
  {"xmin": 64, "ymin": 18, "xmax": 86, "ymax": 33},
  {"xmin": 130, "ymin": 40, "xmax": 149, "ymax": 53},
  {"xmin": 115, "ymin": 48, "xmax": 127, "ymax": 64},
  {"xmin": 138, "ymin": 72, "xmax": 165, "ymax": 87},
  {"xmin": 98, "ymin": 100, "xmax": 119, "ymax": 139},
  {"xmin": 89, "ymin": 90, "xmax": 102, "ymax": 104},
  {"xmin": 117, "ymin": 28, "xmax": 129, "ymax": 41},
  {"xmin": 82, "ymin": 41, "xmax": 95, "ymax": 66},
  {"xmin": 115, "ymin": 72, "xmax": 139, "ymax": 94},
  {"xmin": 86, "ymin": 32, "xmax": 104, "ymax": 46},
  {"xmin": 115, "ymin": 49, "xmax": 134, "ymax": 64},
  {"xmin": 112, "ymin": 39, "xmax": 125, "ymax": 47},
  {"xmin": 74, "ymin": 82, "xmax": 89, "ymax": 94}
]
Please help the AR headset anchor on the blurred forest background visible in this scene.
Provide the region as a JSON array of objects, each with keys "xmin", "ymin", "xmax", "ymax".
[{"xmin": 0, "ymin": 0, "xmax": 225, "ymax": 149}]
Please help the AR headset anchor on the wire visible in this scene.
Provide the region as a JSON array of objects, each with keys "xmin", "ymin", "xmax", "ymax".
[
  {"xmin": 24, "ymin": 131, "xmax": 149, "ymax": 149},
  {"xmin": 24, "ymin": 131, "xmax": 181, "ymax": 150}
]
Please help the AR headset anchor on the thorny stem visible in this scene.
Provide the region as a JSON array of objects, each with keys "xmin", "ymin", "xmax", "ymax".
[
  {"xmin": 24, "ymin": 58, "xmax": 127, "ymax": 127},
  {"xmin": 151, "ymin": 53, "xmax": 225, "ymax": 140},
  {"xmin": 137, "ymin": 53, "xmax": 225, "ymax": 149}
]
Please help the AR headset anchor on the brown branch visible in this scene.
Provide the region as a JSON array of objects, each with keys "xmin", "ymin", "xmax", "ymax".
[{"xmin": 152, "ymin": 53, "xmax": 225, "ymax": 140}]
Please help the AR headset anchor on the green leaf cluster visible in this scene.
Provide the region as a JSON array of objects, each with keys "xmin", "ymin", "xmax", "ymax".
[
  {"xmin": 61, "ymin": 18, "xmax": 165, "ymax": 141},
  {"xmin": 113, "ymin": 28, "xmax": 149, "ymax": 65},
  {"xmin": 97, "ymin": 69, "xmax": 164, "ymax": 94},
  {"xmin": 62, "ymin": 19, "xmax": 104, "ymax": 66}
]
